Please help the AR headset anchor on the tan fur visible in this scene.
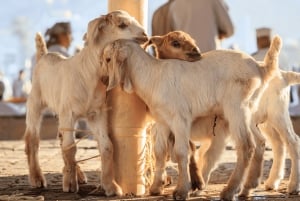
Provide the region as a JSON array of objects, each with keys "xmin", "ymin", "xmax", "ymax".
[
  {"xmin": 146, "ymin": 31, "xmax": 201, "ymax": 62},
  {"xmin": 24, "ymin": 10, "xmax": 147, "ymax": 196},
  {"xmin": 35, "ymin": 33, "xmax": 47, "ymax": 62},
  {"xmin": 101, "ymin": 38, "xmax": 281, "ymax": 200}
]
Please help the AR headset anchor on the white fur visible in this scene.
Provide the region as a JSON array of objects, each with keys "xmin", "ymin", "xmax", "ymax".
[
  {"xmin": 101, "ymin": 37, "xmax": 281, "ymax": 200},
  {"xmin": 152, "ymin": 33, "xmax": 300, "ymax": 196},
  {"xmin": 24, "ymin": 10, "xmax": 147, "ymax": 196}
]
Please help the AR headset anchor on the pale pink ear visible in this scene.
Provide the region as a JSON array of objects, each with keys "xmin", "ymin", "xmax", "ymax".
[
  {"xmin": 150, "ymin": 36, "xmax": 164, "ymax": 47},
  {"xmin": 82, "ymin": 33, "xmax": 87, "ymax": 41},
  {"xmin": 123, "ymin": 75, "xmax": 133, "ymax": 93},
  {"xmin": 106, "ymin": 46, "xmax": 128, "ymax": 91},
  {"xmin": 106, "ymin": 55, "xmax": 119, "ymax": 91}
]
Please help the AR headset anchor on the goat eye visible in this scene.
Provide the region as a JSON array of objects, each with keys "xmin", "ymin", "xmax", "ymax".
[
  {"xmin": 118, "ymin": 22, "xmax": 128, "ymax": 29},
  {"xmin": 106, "ymin": 58, "xmax": 111, "ymax": 63},
  {"xmin": 171, "ymin": 41, "xmax": 180, "ymax": 48}
]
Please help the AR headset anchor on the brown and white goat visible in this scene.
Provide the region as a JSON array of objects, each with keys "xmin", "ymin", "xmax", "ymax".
[
  {"xmin": 146, "ymin": 30, "xmax": 201, "ymax": 61},
  {"xmin": 24, "ymin": 10, "xmax": 147, "ymax": 196},
  {"xmin": 101, "ymin": 38, "xmax": 281, "ymax": 200}
]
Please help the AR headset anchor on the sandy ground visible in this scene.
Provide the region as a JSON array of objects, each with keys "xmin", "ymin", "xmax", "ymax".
[{"xmin": 0, "ymin": 139, "xmax": 300, "ymax": 201}]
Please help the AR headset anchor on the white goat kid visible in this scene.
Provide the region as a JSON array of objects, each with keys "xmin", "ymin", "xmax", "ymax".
[
  {"xmin": 24, "ymin": 10, "xmax": 147, "ymax": 196},
  {"xmin": 101, "ymin": 38, "xmax": 281, "ymax": 200}
]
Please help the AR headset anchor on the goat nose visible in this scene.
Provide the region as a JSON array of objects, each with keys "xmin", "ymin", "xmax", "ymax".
[
  {"xmin": 192, "ymin": 47, "xmax": 200, "ymax": 53},
  {"xmin": 142, "ymin": 32, "xmax": 147, "ymax": 37}
]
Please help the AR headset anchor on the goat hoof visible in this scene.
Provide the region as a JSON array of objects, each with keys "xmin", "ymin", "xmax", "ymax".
[
  {"xmin": 264, "ymin": 179, "xmax": 279, "ymax": 191},
  {"xmin": 62, "ymin": 166, "xmax": 78, "ymax": 192},
  {"xmin": 191, "ymin": 176, "xmax": 204, "ymax": 191},
  {"xmin": 62, "ymin": 178, "xmax": 79, "ymax": 193},
  {"xmin": 173, "ymin": 189, "xmax": 188, "ymax": 201},
  {"xmin": 149, "ymin": 184, "xmax": 163, "ymax": 196},
  {"xmin": 238, "ymin": 189, "xmax": 250, "ymax": 198},
  {"xmin": 220, "ymin": 187, "xmax": 236, "ymax": 201},
  {"xmin": 288, "ymin": 183, "xmax": 300, "ymax": 195},
  {"xmin": 29, "ymin": 174, "xmax": 47, "ymax": 188},
  {"xmin": 103, "ymin": 181, "xmax": 123, "ymax": 197},
  {"xmin": 76, "ymin": 165, "xmax": 87, "ymax": 184}
]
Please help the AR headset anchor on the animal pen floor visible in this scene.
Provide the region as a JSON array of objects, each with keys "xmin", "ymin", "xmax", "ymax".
[{"xmin": 1, "ymin": 139, "xmax": 300, "ymax": 201}]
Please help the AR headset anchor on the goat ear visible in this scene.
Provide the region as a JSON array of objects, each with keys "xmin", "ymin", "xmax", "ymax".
[
  {"xmin": 106, "ymin": 46, "xmax": 128, "ymax": 91},
  {"xmin": 123, "ymin": 75, "xmax": 133, "ymax": 93},
  {"xmin": 82, "ymin": 33, "xmax": 87, "ymax": 41},
  {"xmin": 142, "ymin": 39, "xmax": 153, "ymax": 50},
  {"xmin": 150, "ymin": 36, "xmax": 164, "ymax": 47},
  {"xmin": 106, "ymin": 57, "xmax": 119, "ymax": 91}
]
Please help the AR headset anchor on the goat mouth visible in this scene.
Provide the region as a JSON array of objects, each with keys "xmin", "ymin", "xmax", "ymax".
[
  {"xmin": 134, "ymin": 36, "xmax": 148, "ymax": 44},
  {"xmin": 186, "ymin": 53, "xmax": 202, "ymax": 60}
]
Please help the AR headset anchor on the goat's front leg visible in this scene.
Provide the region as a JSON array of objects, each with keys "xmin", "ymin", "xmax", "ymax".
[
  {"xmin": 58, "ymin": 114, "xmax": 78, "ymax": 193},
  {"xmin": 88, "ymin": 111, "xmax": 122, "ymax": 196},
  {"xmin": 171, "ymin": 121, "xmax": 191, "ymax": 200},
  {"xmin": 150, "ymin": 123, "xmax": 170, "ymax": 195}
]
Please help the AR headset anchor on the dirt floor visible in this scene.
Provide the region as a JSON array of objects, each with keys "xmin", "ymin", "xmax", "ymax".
[{"xmin": 0, "ymin": 139, "xmax": 300, "ymax": 201}]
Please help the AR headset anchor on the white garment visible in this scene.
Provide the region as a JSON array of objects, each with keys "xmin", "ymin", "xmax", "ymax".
[
  {"xmin": 48, "ymin": 44, "xmax": 70, "ymax": 57},
  {"xmin": 12, "ymin": 79, "xmax": 27, "ymax": 98}
]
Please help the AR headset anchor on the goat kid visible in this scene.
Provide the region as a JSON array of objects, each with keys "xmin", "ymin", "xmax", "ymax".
[
  {"xmin": 150, "ymin": 33, "xmax": 300, "ymax": 197},
  {"xmin": 101, "ymin": 37, "xmax": 281, "ymax": 200},
  {"xmin": 145, "ymin": 30, "xmax": 201, "ymax": 61},
  {"xmin": 24, "ymin": 10, "xmax": 147, "ymax": 196}
]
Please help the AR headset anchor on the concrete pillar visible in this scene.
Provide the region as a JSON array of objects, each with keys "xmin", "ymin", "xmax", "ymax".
[
  {"xmin": 108, "ymin": 0, "xmax": 148, "ymax": 32},
  {"xmin": 107, "ymin": 0, "xmax": 151, "ymax": 196}
]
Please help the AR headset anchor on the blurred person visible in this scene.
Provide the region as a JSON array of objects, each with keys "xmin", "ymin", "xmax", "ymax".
[
  {"xmin": 167, "ymin": 0, "xmax": 234, "ymax": 52},
  {"xmin": 0, "ymin": 79, "xmax": 4, "ymax": 101},
  {"xmin": 0, "ymin": 71, "xmax": 12, "ymax": 101},
  {"xmin": 252, "ymin": 28, "xmax": 273, "ymax": 61},
  {"xmin": 30, "ymin": 22, "xmax": 72, "ymax": 78},
  {"xmin": 252, "ymin": 27, "xmax": 289, "ymax": 70},
  {"xmin": 252, "ymin": 28, "xmax": 298, "ymax": 113},
  {"xmin": 12, "ymin": 69, "xmax": 31, "ymax": 101},
  {"xmin": 45, "ymin": 22, "xmax": 73, "ymax": 57},
  {"xmin": 152, "ymin": 0, "xmax": 175, "ymax": 36}
]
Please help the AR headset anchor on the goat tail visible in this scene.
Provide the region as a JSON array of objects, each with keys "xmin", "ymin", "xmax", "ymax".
[
  {"xmin": 281, "ymin": 70, "xmax": 300, "ymax": 86},
  {"xmin": 35, "ymin": 32, "xmax": 47, "ymax": 62},
  {"xmin": 261, "ymin": 35, "xmax": 282, "ymax": 82}
]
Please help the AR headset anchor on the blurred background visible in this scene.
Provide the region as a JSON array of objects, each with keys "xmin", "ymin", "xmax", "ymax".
[{"xmin": 1, "ymin": 0, "xmax": 300, "ymax": 90}]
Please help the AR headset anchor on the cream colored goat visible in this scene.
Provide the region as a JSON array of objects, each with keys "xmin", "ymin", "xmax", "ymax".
[
  {"xmin": 24, "ymin": 10, "xmax": 147, "ymax": 196},
  {"xmin": 101, "ymin": 38, "xmax": 281, "ymax": 200},
  {"xmin": 150, "ymin": 33, "xmax": 300, "ymax": 196},
  {"xmin": 146, "ymin": 31, "xmax": 201, "ymax": 61}
]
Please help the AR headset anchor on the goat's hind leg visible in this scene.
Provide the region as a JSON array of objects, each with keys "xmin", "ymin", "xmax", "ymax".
[
  {"xmin": 239, "ymin": 123, "xmax": 266, "ymax": 197},
  {"xmin": 24, "ymin": 95, "xmax": 46, "ymax": 188}
]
